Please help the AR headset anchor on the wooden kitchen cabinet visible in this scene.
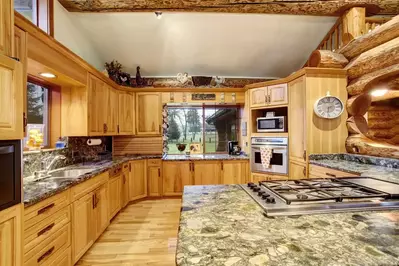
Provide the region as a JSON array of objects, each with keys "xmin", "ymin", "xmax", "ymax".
[
  {"xmin": 71, "ymin": 193, "xmax": 94, "ymax": 263},
  {"xmin": 289, "ymin": 160, "xmax": 307, "ymax": 180},
  {"xmin": 13, "ymin": 26, "xmax": 27, "ymax": 137},
  {"xmin": 221, "ymin": 161, "xmax": 249, "ymax": 184},
  {"xmin": 163, "ymin": 161, "xmax": 192, "ymax": 196},
  {"xmin": 309, "ymin": 164, "xmax": 360, "ymax": 179},
  {"xmin": 88, "ymin": 74, "xmax": 106, "ymax": 135},
  {"xmin": 0, "ymin": 204, "xmax": 22, "ymax": 266},
  {"xmin": 0, "ymin": 54, "xmax": 23, "ymax": 139},
  {"xmin": 193, "ymin": 161, "xmax": 221, "ymax": 185},
  {"xmin": 118, "ymin": 91, "xmax": 135, "ymax": 135},
  {"xmin": 0, "ymin": 0, "xmax": 12, "ymax": 56},
  {"xmin": 268, "ymin": 83, "xmax": 288, "ymax": 106},
  {"xmin": 94, "ymin": 183, "xmax": 109, "ymax": 239},
  {"xmin": 121, "ymin": 169, "xmax": 130, "ymax": 208},
  {"xmin": 108, "ymin": 175, "xmax": 122, "ymax": 219},
  {"xmin": 129, "ymin": 160, "xmax": 147, "ymax": 201},
  {"xmin": 135, "ymin": 92, "xmax": 162, "ymax": 135},
  {"xmin": 147, "ymin": 159, "xmax": 162, "ymax": 197},
  {"xmin": 104, "ymin": 86, "xmax": 118, "ymax": 135},
  {"xmin": 250, "ymin": 87, "xmax": 268, "ymax": 107}
]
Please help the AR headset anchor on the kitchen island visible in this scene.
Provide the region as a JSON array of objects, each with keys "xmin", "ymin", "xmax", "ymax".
[{"xmin": 176, "ymin": 185, "xmax": 399, "ymax": 266}]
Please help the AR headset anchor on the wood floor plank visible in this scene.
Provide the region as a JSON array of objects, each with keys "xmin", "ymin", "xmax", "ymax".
[{"xmin": 77, "ymin": 199, "xmax": 181, "ymax": 266}]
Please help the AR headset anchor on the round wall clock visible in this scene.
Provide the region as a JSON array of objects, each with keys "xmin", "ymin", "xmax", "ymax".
[{"xmin": 313, "ymin": 92, "xmax": 344, "ymax": 119}]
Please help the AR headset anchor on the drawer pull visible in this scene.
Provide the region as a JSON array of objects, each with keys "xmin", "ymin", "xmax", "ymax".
[
  {"xmin": 37, "ymin": 246, "xmax": 55, "ymax": 263},
  {"xmin": 37, "ymin": 223, "xmax": 55, "ymax": 236},
  {"xmin": 124, "ymin": 164, "xmax": 128, "ymax": 169},
  {"xmin": 37, "ymin": 203, "xmax": 55, "ymax": 215},
  {"xmin": 326, "ymin": 173, "xmax": 336, "ymax": 177}
]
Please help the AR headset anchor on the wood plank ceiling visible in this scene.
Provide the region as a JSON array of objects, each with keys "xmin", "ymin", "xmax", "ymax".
[{"xmin": 58, "ymin": 0, "xmax": 399, "ymax": 15}]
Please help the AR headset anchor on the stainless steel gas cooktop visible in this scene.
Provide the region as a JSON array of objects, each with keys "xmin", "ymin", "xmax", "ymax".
[{"xmin": 240, "ymin": 177, "xmax": 399, "ymax": 217}]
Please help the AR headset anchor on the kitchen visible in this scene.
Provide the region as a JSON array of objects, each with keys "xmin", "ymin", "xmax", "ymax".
[{"xmin": 0, "ymin": 0, "xmax": 398, "ymax": 265}]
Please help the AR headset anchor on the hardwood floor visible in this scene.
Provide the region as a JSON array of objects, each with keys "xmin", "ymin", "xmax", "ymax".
[{"xmin": 77, "ymin": 199, "xmax": 182, "ymax": 266}]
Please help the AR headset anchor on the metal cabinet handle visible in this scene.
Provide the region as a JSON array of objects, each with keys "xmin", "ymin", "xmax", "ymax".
[
  {"xmin": 192, "ymin": 163, "xmax": 195, "ymax": 172},
  {"xmin": 92, "ymin": 194, "xmax": 95, "ymax": 209},
  {"xmin": 37, "ymin": 223, "xmax": 55, "ymax": 237},
  {"xmin": 0, "ymin": 145, "xmax": 14, "ymax": 154},
  {"xmin": 303, "ymin": 150, "xmax": 307, "ymax": 161},
  {"xmin": 37, "ymin": 203, "xmax": 55, "ymax": 215},
  {"xmin": 303, "ymin": 167, "xmax": 306, "ymax": 177},
  {"xmin": 158, "ymin": 168, "xmax": 161, "ymax": 177},
  {"xmin": 117, "ymin": 125, "xmax": 120, "ymax": 134},
  {"xmin": 23, "ymin": 112, "xmax": 27, "ymax": 132},
  {"xmin": 221, "ymin": 162, "xmax": 224, "ymax": 171},
  {"xmin": 37, "ymin": 246, "xmax": 55, "ymax": 263}
]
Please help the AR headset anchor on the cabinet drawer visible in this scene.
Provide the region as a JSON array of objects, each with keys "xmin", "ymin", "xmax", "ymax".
[
  {"xmin": 147, "ymin": 159, "xmax": 162, "ymax": 167},
  {"xmin": 24, "ymin": 223, "xmax": 71, "ymax": 265},
  {"xmin": 45, "ymin": 246, "xmax": 71, "ymax": 266},
  {"xmin": 24, "ymin": 206, "xmax": 70, "ymax": 254},
  {"xmin": 309, "ymin": 165, "xmax": 360, "ymax": 178},
  {"xmin": 71, "ymin": 171, "xmax": 109, "ymax": 201},
  {"xmin": 24, "ymin": 190, "xmax": 70, "ymax": 230}
]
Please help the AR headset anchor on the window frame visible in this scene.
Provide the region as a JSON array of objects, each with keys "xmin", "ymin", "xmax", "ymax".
[
  {"xmin": 14, "ymin": 0, "xmax": 54, "ymax": 36},
  {"xmin": 166, "ymin": 104, "xmax": 241, "ymax": 154}
]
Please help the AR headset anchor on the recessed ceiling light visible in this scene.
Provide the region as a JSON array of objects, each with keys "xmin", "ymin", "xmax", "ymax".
[
  {"xmin": 370, "ymin": 88, "xmax": 388, "ymax": 97},
  {"xmin": 155, "ymin": 11, "xmax": 162, "ymax": 19},
  {"xmin": 39, "ymin": 72, "xmax": 56, "ymax": 78}
]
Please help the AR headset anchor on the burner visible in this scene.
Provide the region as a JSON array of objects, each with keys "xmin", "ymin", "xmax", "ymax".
[{"xmin": 296, "ymin": 194, "xmax": 308, "ymax": 200}]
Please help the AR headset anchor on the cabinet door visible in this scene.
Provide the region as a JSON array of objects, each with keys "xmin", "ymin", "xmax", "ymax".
[
  {"xmin": 0, "ymin": 205, "xmax": 22, "ymax": 266},
  {"xmin": 221, "ymin": 161, "xmax": 248, "ymax": 184},
  {"xmin": 88, "ymin": 75, "xmax": 105, "ymax": 135},
  {"xmin": 108, "ymin": 175, "xmax": 121, "ymax": 219},
  {"xmin": 72, "ymin": 193, "xmax": 94, "ymax": 263},
  {"xmin": 13, "ymin": 26, "xmax": 27, "ymax": 137},
  {"xmin": 268, "ymin": 83, "xmax": 288, "ymax": 106},
  {"xmin": 0, "ymin": 0, "xmax": 12, "ymax": 56},
  {"xmin": 289, "ymin": 161, "xmax": 307, "ymax": 180},
  {"xmin": 94, "ymin": 183, "xmax": 109, "ymax": 239},
  {"xmin": 288, "ymin": 77, "xmax": 306, "ymax": 163},
  {"xmin": 128, "ymin": 160, "xmax": 147, "ymax": 201},
  {"xmin": 121, "ymin": 171, "xmax": 130, "ymax": 208},
  {"xmin": 118, "ymin": 92, "xmax": 135, "ymax": 135},
  {"xmin": 104, "ymin": 86, "xmax": 118, "ymax": 135},
  {"xmin": 148, "ymin": 166, "xmax": 162, "ymax": 197},
  {"xmin": 163, "ymin": 162, "xmax": 192, "ymax": 196},
  {"xmin": 135, "ymin": 93, "xmax": 161, "ymax": 135},
  {"xmin": 193, "ymin": 161, "xmax": 221, "ymax": 185},
  {"xmin": 250, "ymin": 87, "xmax": 267, "ymax": 107}
]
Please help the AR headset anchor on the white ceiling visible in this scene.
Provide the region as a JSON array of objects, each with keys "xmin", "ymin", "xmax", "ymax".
[{"xmin": 71, "ymin": 12, "xmax": 336, "ymax": 78}]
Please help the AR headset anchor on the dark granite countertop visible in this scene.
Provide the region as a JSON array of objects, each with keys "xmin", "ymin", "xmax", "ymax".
[
  {"xmin": 309, "ymin": 154, "xmax": 399, "ymax": 184},
  {"xmin": 163, "ymin": 154, "xmax": 249, "ymax": 161},
  {"xmin": 176, "ymin": 185, "xmax": 399, "ymax": 266}
]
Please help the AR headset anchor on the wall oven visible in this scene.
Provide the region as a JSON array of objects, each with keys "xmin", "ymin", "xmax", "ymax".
[
  {"xmin": 0, "ymin": 140, "xmax": 21, "ymax": 211},
  {"xmin": 251, "ymin": 137, "xmax": 288, "ymax": 175},
  {"xmin": 256, "ymin": 116, "xmax": 286, "ymax": 132}
]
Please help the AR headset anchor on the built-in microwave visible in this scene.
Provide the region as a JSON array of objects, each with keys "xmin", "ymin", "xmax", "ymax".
[
  {"xmin": 256, "ymin": 116, "xmax": 286, "ymax": 132},
  {"xmin": 0, "ymin": 140, "xmax": 21, "ymax": 211}
]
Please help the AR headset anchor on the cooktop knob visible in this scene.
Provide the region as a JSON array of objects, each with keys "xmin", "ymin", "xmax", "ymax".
[
  {"xmin": 266, "ymin": 197, "xmax": 276, "ymax": 204},
  {"xmin": 253, "ymin": 187, "xmax": 261, "ymax": 192},
  {"xmin": 261, "ymin": 194, "xmax": 270, "ymax": 199},
  {"xmin": 247, "ymin": 182, "xmax": 255, "ymax": 187},
  {"xmin": 258, "ymin": 191, "xmax": 265, "ymax": 196}
]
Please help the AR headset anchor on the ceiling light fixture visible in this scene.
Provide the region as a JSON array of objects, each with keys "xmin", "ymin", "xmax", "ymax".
[
  {"xmin": 370, "ymin": 88, "xmax": 388, "ymax": 97},
  {"xmin": 39, "ymin": 72, "xmax": 56, "ymax": 78},
  {"xmin": 155, "ymin": 11, "xmax": 162, "ymax": 19}
]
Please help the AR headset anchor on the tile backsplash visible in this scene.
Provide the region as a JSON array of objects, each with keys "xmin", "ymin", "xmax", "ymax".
[{"xmin": 23, "ymin": 137, "xmax": 112, "ymax": 177}]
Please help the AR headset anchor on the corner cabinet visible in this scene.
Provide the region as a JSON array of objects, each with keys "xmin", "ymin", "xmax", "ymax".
[
  {"xmin": 0, "ymin": 0, "xmax": 13, "ymax": 56},
  {"xmin": 0, "ymin": 55, "xmax": 23, "ymax": 139},
  {"xmin": 0, "ymin": 204, "xmax": 22, "ymax": 266},
  {"xmin": 135, "ymin": 92, "xmax": 162, "ymax": 135}
]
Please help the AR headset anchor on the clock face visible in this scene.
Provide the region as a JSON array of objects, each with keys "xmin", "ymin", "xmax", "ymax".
[{"xmin": 314, "ymin": 96, "xmax": 344, "ymax": 119}]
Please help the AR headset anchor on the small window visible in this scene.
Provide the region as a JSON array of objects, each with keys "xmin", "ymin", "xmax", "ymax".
[
  {"xmin": 14, "ymin": 0, "xmax": 53, "ymax": 36},
  {"xmin": 23, "ymin": 82, "xmax": 49, "ymax": 150},
  {"xmin": 14, "ymin": 0, "xmax": 37, "ymax": 24},
  {"xmin": 166, "ymin": 105, "xmax": 239, "ymax": 154}
]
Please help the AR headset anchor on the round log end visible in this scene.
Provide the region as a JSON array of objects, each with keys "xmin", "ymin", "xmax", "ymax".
[
  {"xmin": 309, "ymin": 50, "xmax": 322, "ymax": 68},
  {"xmin": 347, "ymin": 93, "xmax": 372, "ymax": 116},
  {"xmin": 347, "ymin": 116, "xmax": 368, "ymax": 135}
]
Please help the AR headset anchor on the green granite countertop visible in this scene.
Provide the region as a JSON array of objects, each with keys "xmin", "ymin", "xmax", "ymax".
[{"xmin": 176, "ymin": 185, "xmax": 399, "ymax": 266}]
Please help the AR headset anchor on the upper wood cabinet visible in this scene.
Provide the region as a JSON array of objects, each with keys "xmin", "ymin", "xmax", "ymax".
[
  {"xmin": 128, "ymin": 160, "xmax": 147, "ymax": 201},
  {"xmin": 163, "ymin": 161, "xmax": 192, "ymax": 196},
  {"xmin": 250, "ymin": 84, "xmax": 288, "ymax": 108},
  {"xmin": 136, "ymin": 92, "xmax": 162, "ymax": 136},
  {"xmin": 0, "ymin": 204, "xmax": 22, "ymax": 266},
  {"xmin": 193, "ymin": 161, "xmax": 221, "ymax": 185},
  {"xmin": 0, "ymin": 0, "xmax": 13, "ymax": 56},
  {"xmin": 0, "ymin": 55, "xmax": 23, "ymax": 139},
  {"xmin": 104, "ymin": 86, "xmax": 118, "ymax": 135},
  {"xmin": 13, "ymin": 26, "xmax": 27, "ymax": 137},
  {"xmin": 118, "ymin": 91, "xmax": 135, "ymax": 135},
  {"xmin": 88, "ymin": 74, "xmax": 105, "ymax": 135},
  {"xmin": 221, "ymin": 161, "xmax": 249, "ymax": 184}
]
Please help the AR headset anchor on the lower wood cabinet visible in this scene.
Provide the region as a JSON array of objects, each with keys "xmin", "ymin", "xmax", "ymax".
[
  {"xmin": 108, "ymin": 174, "xmax": 122, "ymax": 219},
  {"xmin": 0, "ymin": 204, "xmax": 22, "ymax": 266},
  {"xmin": 129, "ymin": 160, "xmax": 147, "ymax": 201},
  {"xmin": 121, "ymin": 169, "xmax": 130, "ymax": 208},
  {"xmin": 94, "ymin": 183, "xmax": 109, "ymax": 239},
  {"xmin": 309, "ymin": 164, "xmax": 360, "ymax": 178},
  {"xmin": 163, "ymin": 161, "xmax": 192, "ymax": 196},
  {"xmin": 251, "ymin": 172, "xmax": 288, "ymax": 183},
  {"xmin": 221, "ymin": 161, "xmax": 249, "ymax": 184},
  {"xmin": 193, "ymin": 161, "xmax": 221, "ymax": 185},
  {"xmin": 289, "ymin": 160, "xmax": 307, "ymax": 179},
  {"xmin": 148, "ymin": 160, "xmax": 162, "ymax": 197}
]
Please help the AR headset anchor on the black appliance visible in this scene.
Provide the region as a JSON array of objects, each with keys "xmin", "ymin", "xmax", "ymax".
[
  {"xmin": 0, "ymin": 140, "xmax": 21, "ymax": 211},
  {"xmin": 228, "ymin": 141, "xmax": 241, "ymax": 155}
]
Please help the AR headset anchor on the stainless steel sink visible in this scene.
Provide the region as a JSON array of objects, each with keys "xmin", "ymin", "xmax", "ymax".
[{"xmin": 49, "ymin": 168, "xmax": 96, "ymax": 178}]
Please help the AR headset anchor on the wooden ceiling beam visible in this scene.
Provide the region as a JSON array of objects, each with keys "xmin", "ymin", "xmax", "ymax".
[{"xmin": 58, "ymin": 0, "xmax": 399, "ymax": 16}]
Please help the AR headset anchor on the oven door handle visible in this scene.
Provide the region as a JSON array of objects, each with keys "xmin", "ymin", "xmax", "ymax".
[{"xmin": 252, "ymin": 146, "xmax": 287, "ymax": 150}]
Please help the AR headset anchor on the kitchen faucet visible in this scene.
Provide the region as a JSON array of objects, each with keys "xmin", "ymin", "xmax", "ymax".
[
  {"xmin": 45, "ymin": 155, "xmax": 67, "ymax": 174},
  {"xmin": 34, "ymin": 155, "xmax": 67, "ymax": 180}
]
